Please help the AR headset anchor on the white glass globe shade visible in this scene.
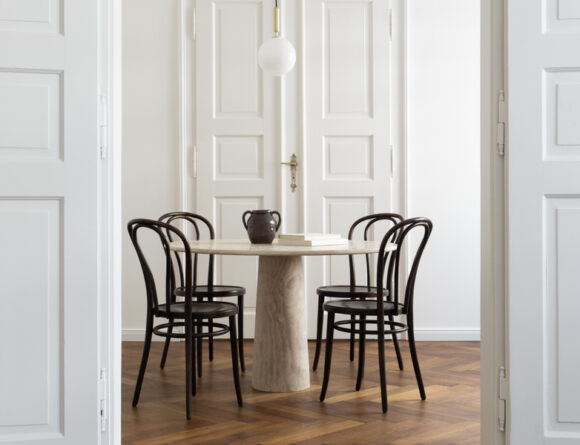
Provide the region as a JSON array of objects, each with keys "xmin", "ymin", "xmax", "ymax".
[{"xmin": 258, "ymin": 37, "xmax": 296, "ymax": 76}]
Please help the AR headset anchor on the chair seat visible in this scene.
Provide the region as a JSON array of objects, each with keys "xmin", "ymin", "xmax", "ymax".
[
  {"xmin": 317, "ymin": 285, "xmax": 388, "ymax": 299},
  {"xmin": 156, "ymin": 301, "xmax": 238, "ymax": 319},
  {"xmin": 323, "ymin": 299, "xmax": 404, "ymax": 316},
  {"xmin": 174, "ymin": 285, "xmax": 245, "ymax": 298}
]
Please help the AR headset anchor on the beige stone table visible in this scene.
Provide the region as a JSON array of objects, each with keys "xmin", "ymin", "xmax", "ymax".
[{"xmin": 170, "ymin": 238, "xmax": 395, "ymax": 393}]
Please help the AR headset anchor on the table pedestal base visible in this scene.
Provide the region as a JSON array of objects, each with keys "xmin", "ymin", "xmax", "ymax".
[{"xmin": 251, "ymin": 255, "xmax": 310, "ymax": 392}]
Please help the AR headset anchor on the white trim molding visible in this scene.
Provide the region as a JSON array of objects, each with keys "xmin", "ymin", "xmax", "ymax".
[
  {"xmin": 100, "ymin": 0, "xmax": 122, "ymax": 442},
  {"xmin": 413, "ymin": 329, "xmax": 481, "ymax": 342},
  {"xmin": 178, "ymin": 0, "xmax": 194, "ymax": 214},
  {"xmin": 123, "ymin": 327, "xmax": 480, "ymax": 343},
  {"xmin": 122, "ymin": 330, "xmax": 163, "ymax": 342},
  {"xmin": 391, "ymin": 0, "xmax": 407, "ymax": 217}
]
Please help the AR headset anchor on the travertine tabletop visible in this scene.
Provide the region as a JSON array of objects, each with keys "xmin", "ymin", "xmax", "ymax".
[{"xmin": 170, "ymin": 238, "xmax": 388, "ymax": 256}]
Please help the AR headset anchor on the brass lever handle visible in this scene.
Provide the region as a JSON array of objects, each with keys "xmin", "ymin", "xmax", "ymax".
[{"xmin": 280, "ymin": 153, "xmax": 298, "ymax": 192}]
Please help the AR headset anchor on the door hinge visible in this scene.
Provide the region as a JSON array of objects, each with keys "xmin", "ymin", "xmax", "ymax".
[
  {"xmin": 498, "ymin": 366, "xmax": 507, "ymax": 432},
  {"xmin": 98, "ymin": 368, "xmax": 108, "ymax": 432},
  {"xmin": 389, "ymin": 144, "xmax": 394, "ymax": 178},
  {"xmin": 497, "ymin": 90, "xmax": 506, "ymax": 157},
  {"xmin": 98, "ymin": 94, "xmax": 108, "ymax": 160},
  {"xmin": 389, "ymin": 8, "xmax": 393, "ymax": 42},
  {"xmin": 192, "ymin": 145, "xmax": 198, "ymax": 178}
]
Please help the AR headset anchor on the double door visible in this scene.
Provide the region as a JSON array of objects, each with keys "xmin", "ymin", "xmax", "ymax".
[{"xmin": 188, "ymin": 0, "xmax": 392, "ymax": 337}]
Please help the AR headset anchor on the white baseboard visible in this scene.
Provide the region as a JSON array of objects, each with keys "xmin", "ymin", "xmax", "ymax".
[
  {"xmin": 412, "ymin": 329, "xmax": 480, "ymax": 341},
  {"xmin": 122, "ymin": 329, "xmax": 163, "ymax": 342},
  {"xmin": 123, "ymin": 327, "xmax": 480, "ymax": 342},
  {"xmin": 333, "ymin": 329, "xmax": 480, "ymax": 342}
]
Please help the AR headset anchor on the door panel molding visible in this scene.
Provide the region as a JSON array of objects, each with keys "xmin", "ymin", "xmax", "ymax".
[{"xmin": 0, "ymin": 199, "xmax": 63, "ymax": 438}]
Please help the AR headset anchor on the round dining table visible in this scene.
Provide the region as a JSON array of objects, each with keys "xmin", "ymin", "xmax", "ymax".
[{"xmin": 170, "ymin": 238, "xmax": 396, "ymax": 393}]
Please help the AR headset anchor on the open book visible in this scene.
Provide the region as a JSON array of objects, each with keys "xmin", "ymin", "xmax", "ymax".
[{"xmin": 277, "ymin": 233, "xmax": 348, "ymax": 246}]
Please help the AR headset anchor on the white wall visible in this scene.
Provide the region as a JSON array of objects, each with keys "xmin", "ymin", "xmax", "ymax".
[
  {"xmin": 122, "ymin": 0, "xmax": 180, "ymax": 339},
  {"xmin": 406, "ymin": 0, "xmax": 481, "ymax": 340}
]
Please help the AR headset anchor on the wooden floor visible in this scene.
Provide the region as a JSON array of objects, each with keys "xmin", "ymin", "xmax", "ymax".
[{"xmin": 122, "ymin": 340, "xmax": 480, "ymax": 445}]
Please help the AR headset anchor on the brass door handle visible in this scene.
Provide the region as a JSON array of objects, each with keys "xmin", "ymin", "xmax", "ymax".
[{"xmin": 280, "ymin": 153, "xmax": 298, "ymax": 192}]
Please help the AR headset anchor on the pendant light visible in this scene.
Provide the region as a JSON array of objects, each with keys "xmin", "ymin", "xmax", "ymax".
[{"xmin": 258, "ymin": 0, "xmax": 296, "ymax": 76}]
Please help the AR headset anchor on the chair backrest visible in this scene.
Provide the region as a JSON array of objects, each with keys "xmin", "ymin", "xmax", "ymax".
[
  {"xmin": 127, "ymin": 218, "xmax": 193, "ymax": 314},
  {"xmin": 376, "ymin": 217, "xmax": 433, "ymax": 315},
  {"xmin": 346, "ymin": 213, "xmax": 404, "ymax": 287},
  {"xmin": 158, "ymin": 212, "xmax": 215, "ymax": 288}
]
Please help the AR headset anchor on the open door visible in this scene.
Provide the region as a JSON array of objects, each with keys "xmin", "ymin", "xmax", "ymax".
[
  {"xmin": 508, "ymin": 0, "xmax": 580, "ymax": 441},
  {"xmin": 0, "ymin": 0, "xmax": 103, "ymax": 443}
]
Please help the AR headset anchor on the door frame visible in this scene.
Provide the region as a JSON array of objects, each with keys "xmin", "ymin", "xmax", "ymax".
[
  {"xmin": 99, "ymin": 0, "xmax": 123, "ymax": 443},
  {"xmin": 480, "ymin": 0, "xmax": 508, "ymax": 442},
  {"xmin": 104, "ymin": 0, "xmax": 505, "ymax": 442}
]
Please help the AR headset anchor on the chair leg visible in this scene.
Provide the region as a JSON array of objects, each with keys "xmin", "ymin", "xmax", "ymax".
[
  {"xmin": 132, "ymin": 312, "xmax": 154, "ymax": 407},
  {"xmin": 312, "ymin": 294, "xmax": 325, "ymax": 371},
  {"xmin": 389, "ymin": 314, "xmax": 404, "ymax": 371},
  {"xmin": 377, "ymin": 319, "xmax": 388, "ymax": 413},
  {"xmin": 408, "ymin": 316, "xmax": 426, "ymax": 400},
  {"xmin": 229, "ymin": 315, "xmax": 243, "ymax": 406},
  {"xmin": 191, "ymin": 330, "xmax": 201, "ymax": 396},
  {"xmin": 208, "ymin": 296, "xmax": 214, "ymax": 362},
  {"xmin": 196, "ymin": 317, "xmax": 203, "ymax": 378},
  {"xmin": 349, "ymin": 313, "xmax": 356, "ymax": 362},
  {"xmin": 185, "ymin": 315, "xmax": 193, "ymax": 419},
  {"xmin": 355, "ymin": 315, "xmax": 366, "ymax": 391},
  {"xmin": 320, "ymin": 312, "xmax": 335, "ymax": 402},
  {"xmin": 237, "ymin": 294, "xmax": 246, "ymax": 372},
  {"xmin": 160, "ymin": 318, "xmax": 173, "ymax": 369}
]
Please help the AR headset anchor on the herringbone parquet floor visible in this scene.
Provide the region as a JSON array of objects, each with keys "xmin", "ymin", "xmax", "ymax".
[{"xmin": 122, "ymin": 340, "xmax": 480, "ymax": 445}]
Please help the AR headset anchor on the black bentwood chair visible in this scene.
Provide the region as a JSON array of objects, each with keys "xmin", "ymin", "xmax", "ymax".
[
  {"xmin": 312, "ymin": 213, "xmax": 404, "ymax": 372},
  {"xmin": 159, "ymin": 212, "xmax": 246, "ymax": 376},
  {"xmin": 127, "ymin": 219, "xmax": 242, "ymax": 420},
  {"xmin": 319, "ymin": 217, "xmax": 433, "ymax": 413}
]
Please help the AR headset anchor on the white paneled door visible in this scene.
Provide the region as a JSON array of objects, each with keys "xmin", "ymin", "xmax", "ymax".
[
  {"xmin": 194, "ymin": 0, "xmax": 279, "ymax": 335},
  {"xmin": 304, "ymin": 0, "xmax": 390, "ymax": 337},
  {"xmin": 508, "ymin": 0, "xmax": 580, "ymax": 442},
  {"xmin": 0, "ymin": 0, "xmax": 102, "ymax": 444},
  {"xmin": 192, "ymin": 0, "xmax": 391, "ymax": 337}
]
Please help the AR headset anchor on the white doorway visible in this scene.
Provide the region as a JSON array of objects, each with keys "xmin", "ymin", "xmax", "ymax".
[
  {"xmin": 117, "ymin": 0, "xmax": 580, "ymax": 442},
  {"xmin": 120, "ymin": 0, "xmax": 486, "ymax": 440}
]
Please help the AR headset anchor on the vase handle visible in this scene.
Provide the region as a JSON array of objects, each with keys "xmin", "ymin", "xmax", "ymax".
[
  {"xmin": 271, "ymin": 210, "xmax": 281, "ymax": 232},
  {"xmin": 242, "ymin": 210, "xmax": 252, "ymax": 230}
]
